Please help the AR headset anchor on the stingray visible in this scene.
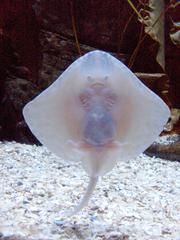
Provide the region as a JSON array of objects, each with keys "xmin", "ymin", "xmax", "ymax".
[{"xmin": 23, "ymin": 50, "xmax": 170, "ymax": 216}]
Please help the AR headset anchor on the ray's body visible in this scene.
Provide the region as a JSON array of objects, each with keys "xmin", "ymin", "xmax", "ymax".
[
  {"xmin": 23, "ymin": 50, "xmax": 170, "ymax": 217},
  {"xmin": 68, "ymin": 82, "xmax": 118, "ymax": 216}
]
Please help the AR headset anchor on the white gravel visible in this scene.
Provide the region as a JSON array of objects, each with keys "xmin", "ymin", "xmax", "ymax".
[{"xmin": 0, "ymin": 140, "xmax": 180, "ymax": 240}]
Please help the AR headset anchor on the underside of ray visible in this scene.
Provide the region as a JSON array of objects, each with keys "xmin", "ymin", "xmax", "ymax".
[{"xmin": 22, "ymin": 50, "xmax": 170, "ymax": 217}]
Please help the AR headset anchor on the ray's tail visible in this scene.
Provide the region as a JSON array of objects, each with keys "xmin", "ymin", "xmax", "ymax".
[{"xmin": 65, "ymin": 176, "xmax": 98, "ymax": 217}]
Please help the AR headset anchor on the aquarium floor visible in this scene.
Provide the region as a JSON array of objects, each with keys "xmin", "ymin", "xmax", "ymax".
[{"xmin": 0, "ymin": 137, "xmax": 180, "ymax": 240}]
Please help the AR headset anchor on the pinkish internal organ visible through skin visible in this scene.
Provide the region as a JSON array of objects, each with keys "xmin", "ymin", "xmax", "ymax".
[
  {"xmin": 79, "ymin": 82, "xmax": 118, "ymax": 149},
  {"xmin": 61, "ymin": 81, "xmax": 119, "ymax": 216}
]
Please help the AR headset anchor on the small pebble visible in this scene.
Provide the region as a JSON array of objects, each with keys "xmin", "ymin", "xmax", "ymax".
[{"xmin": 54, "ymin": 220, "xmax": 65, "ymax": 226}]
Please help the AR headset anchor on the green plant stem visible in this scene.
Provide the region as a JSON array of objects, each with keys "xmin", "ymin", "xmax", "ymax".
[
  {"xmin": 70, "ymin": 1, "xmax": 81, "ymax": 56},
  {"xmin": 126, "ymin": 0, "xmax": 144, "ymax": 22}
]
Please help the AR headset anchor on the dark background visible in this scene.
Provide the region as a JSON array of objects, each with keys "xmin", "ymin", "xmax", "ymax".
[{"xmin": 0, "ymin": 0, "xmax": 179, "ymax": 143}]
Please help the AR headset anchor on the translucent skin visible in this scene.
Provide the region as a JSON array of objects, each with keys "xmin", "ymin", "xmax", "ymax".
[
  {"xmin": 83, "ymin": 106, "xmax": 115, "ymax": 146},
  {"xmin": 23, "ymin": 50, "xmax": 170, "ymax": 216},
  {"xmin": 79, "ymin": 83, "xmax": 117, "ymax": 147},
  {"xmin": 23, "ymin": 50, "xmax": 170, "ymax": 175}
]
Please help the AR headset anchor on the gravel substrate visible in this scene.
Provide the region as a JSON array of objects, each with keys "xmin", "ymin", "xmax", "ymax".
[{"xmin": 0, "ymin": 139, "xmax": 180, "ymax": 240}]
